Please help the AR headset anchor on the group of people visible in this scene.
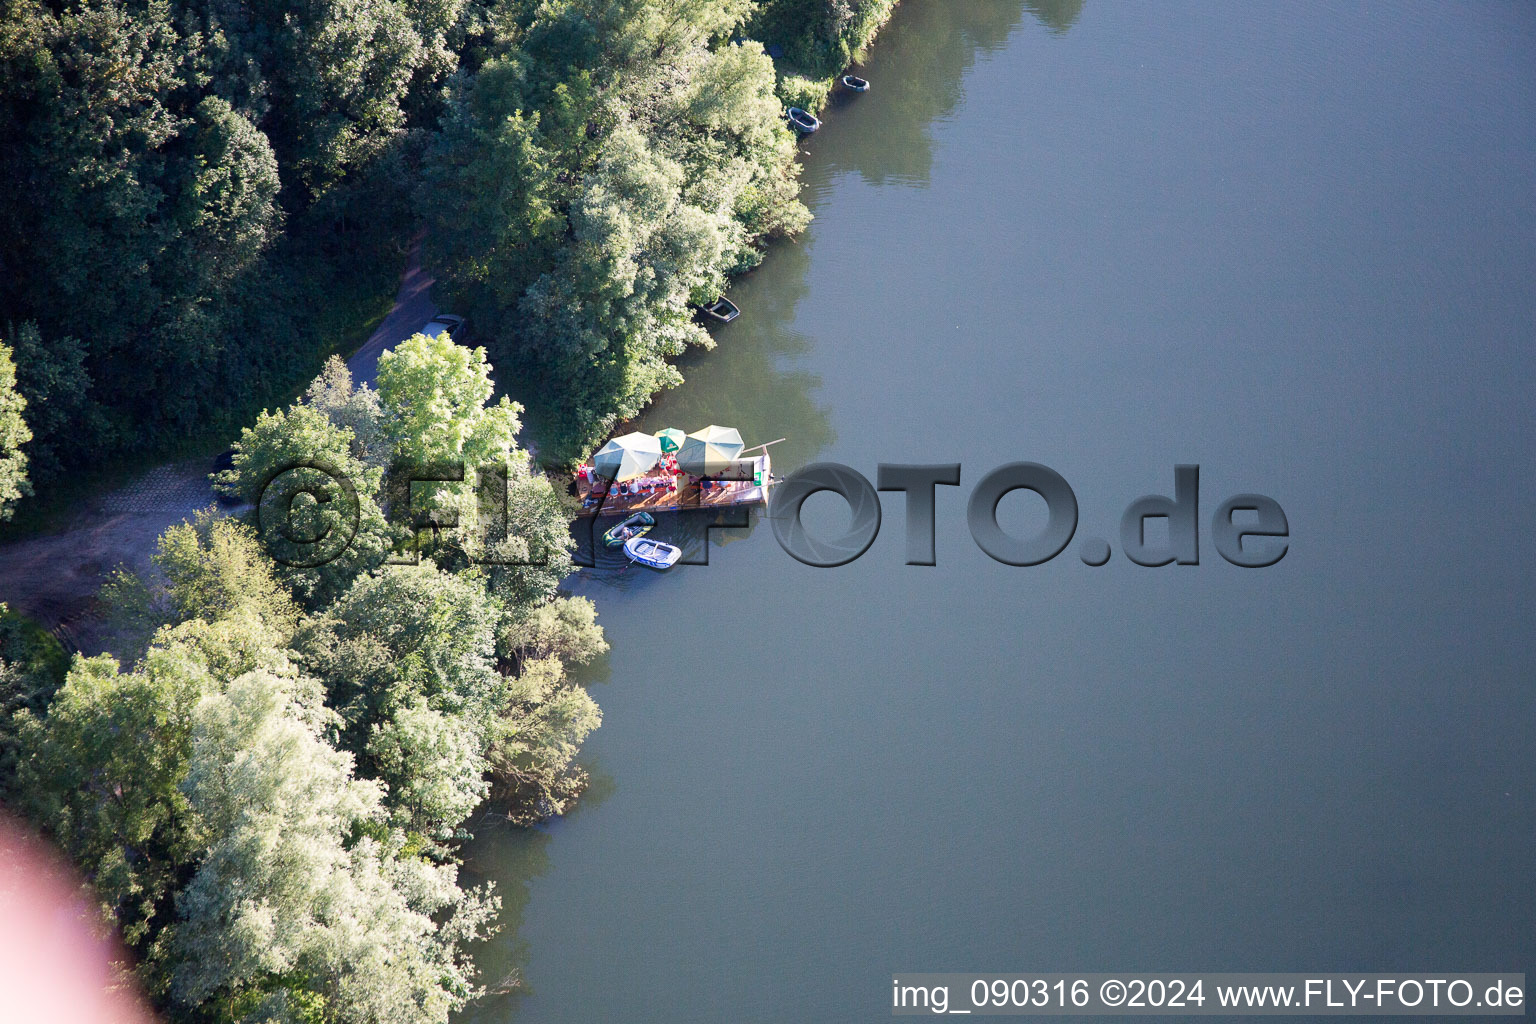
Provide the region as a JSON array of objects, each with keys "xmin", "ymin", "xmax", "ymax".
[
  {"xmin": 575, "ymin": 455, "xmax": 737, "ymax": 508},
  {"xmin": 576, "ymin": 462, "xmax": 677, "ymax": 508},
  {"xmin": 617, "ymin": 475, "xmax": 677, "ymax": 499}
]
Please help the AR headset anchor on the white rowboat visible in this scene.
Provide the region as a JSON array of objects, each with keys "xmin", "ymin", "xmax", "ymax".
[{"xmin": 624, "ymin": 536, "xmax": 682, "ymax": 570}]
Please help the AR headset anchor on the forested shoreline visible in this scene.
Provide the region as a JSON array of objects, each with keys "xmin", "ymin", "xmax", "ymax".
[
  {"xmin": 416, "ymin": 1, "xmax": 900, "ymax": 463},
  {"xmin": 2, "ymin": 338, "xmax": 607, "ymax": 1023},
  {"xmin": 0, "ymin": 0, "xmax": 900, "ymax": 511},
  {"xmin": 0, "ymin": 2, "xmax": 901, "ymax": 1021}
]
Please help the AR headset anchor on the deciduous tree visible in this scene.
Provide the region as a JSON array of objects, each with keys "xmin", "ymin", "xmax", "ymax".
[
  {"xmin": 0, "ymin": 340, "xmax": 30, "ymax": 518},
  {"xmin": 173, "ymin": 669, "xmax": 494, "ymax": 1024}
]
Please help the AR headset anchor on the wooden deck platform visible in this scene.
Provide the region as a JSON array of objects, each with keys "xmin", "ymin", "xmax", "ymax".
[{"xmin": 575, "ymin": 454, "xmax": 773, "ymax": 517}]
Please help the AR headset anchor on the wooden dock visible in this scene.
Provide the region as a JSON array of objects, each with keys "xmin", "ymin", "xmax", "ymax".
[{"xmin": 575, "ymin": 453, "xmax": 774, "ymax": 517}]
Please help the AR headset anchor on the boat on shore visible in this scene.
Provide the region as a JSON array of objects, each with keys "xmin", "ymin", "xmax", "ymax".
[
  {"xmin": 842, "ymin": 75, "xmax": 870, "ymax": 92},
  {"xmin": 787, "ymin": 107, "xmax": 820, "ymax": 133},
  {"xmin": 602, "ymin": 511, "xmax": 654, "ymax": 548},
  {"xmin": 624, "ymin": 536, "xmax": 681, "ymax": 570}
]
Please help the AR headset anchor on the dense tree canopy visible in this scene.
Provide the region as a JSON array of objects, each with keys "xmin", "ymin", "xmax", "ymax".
[
  {"xmin": 0, "ymin": 0, "xmax": 904, "ymax": 1016},
  {"xmin": 8, "ymin": 340, "xmax": 606, "ymax": 1021},
  {"xmin": 747, "ymin": 0, "xmax": 895, "ymax": 108},
  {"xmin": 173, "ymin": 669, "xmax": 494, "ymax": 1024},
  {"xmin": 215, "ymin": 397, "xmax": 395, "ymax": 605},
  {"xmin": 749, "ymin": 0, "xmax": 896, "ymax": 78},
  {"xmin": 378, "ymin": 332, "xmax": 520, "ymax": 465},
  {"xmin": 0, "ymin": 0, "xmax": 890, "ymax": 500},
  {"xmin": 0, "ymin": 603, "xmax": 67, "ymax": 798},
  {"xmin": 420, "ymin": 0, "xmax": 809, "ymax": 462},
  {"xmin": 0, "ymin": 0, "xmax": 439, "ymax": 502}
]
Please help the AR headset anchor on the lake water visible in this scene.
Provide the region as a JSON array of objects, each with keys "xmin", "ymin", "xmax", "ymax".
[{"xmin": 464, "ymin": 2, "xmax": 1536, "ymax": 1020}]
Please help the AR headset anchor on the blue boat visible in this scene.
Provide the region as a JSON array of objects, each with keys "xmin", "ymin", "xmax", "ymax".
[
  {"xmin": 842, "ymin": 75, "xmax": 870, "ymax": 92},
  {"xmin": 787, "ymin": 107, "xmax": 820, "ymax": 134},
  {"xmin": 602, "ymin": 511, "xmax": 654, "ymax": 548}
]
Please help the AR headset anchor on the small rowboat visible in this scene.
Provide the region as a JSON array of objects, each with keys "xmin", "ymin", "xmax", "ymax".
[
  {"xmin": 625, "ymin": 536, "xmax": 681, "ymax": 570},
  {"xmin": 602, "ymin": 511, "xmax": 654, "ymax": 548},
  {"xmin": 697, "ymin": 297, "xmax": 740, "ymax": 323},
  {"xmin": 787, "ymin": 107, "xmax": 820, "ymax": 133},
  {"xmin": 841, "ymin": 75, "xmax": 869, "ymax": 92}
]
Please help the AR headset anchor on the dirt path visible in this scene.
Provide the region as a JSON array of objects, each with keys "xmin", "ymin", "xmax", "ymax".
[
  {"xmin": 0, "ymin": 244, "xmax": 438, "ymax": 651},
  {"xmin": 346, "ymin": 238, "xmax": 437, "ymax": 388}
]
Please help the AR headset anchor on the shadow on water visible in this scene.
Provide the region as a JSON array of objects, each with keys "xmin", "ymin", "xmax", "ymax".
[
  {"xmin": 807, "ymin": 0, "xmax": 1049, "ymax": 188},
  {"xmin": 570, "ymin": 504, "xmax": 767, "ymax": 590},
  {"xmin": 456, "ymin": 765, "xmax": 617, "ymax": 1022},
  {"xmin": 625, "ymin": 0, "xmax": 1086, "ymax": 477},
  {"xmin": 1024, "ymin": 0, "xmax": 1085, "ymax": 35},
  {"xmin": 459, "ymin": 3, "xmax": 1088, "ymax": 1018},
  {"xmin": 632, "ymin": 236, "xmax": 835, "ymax": 477}
]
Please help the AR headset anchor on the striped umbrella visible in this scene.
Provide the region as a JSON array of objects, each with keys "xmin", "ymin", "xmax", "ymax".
[
  {"xmin": 677, "ymin": 425, "xmax": 745, "ymax": 476},
  {"xmin": 591, "ymin": 432, "xmax": 663, "ymax": 481}
]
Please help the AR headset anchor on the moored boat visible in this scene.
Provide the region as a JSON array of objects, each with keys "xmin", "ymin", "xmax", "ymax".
[
  {"xmin": 842, "ymin": 75, "xmax": 869, "ymax": 92},
  {"xmin": 697, "ymin": 297, "xmax": 740, "ymax": 323},
  {"xmin": 602, "ymin": 511, "xmax": 654, "ymax": 548},
  {"xmin": 624, "ymin": 536, "xmax": 681, "ymax": 570},
  {"xmin": 787, "ymin": 107, "xmax": 820, "ymax": 133}
]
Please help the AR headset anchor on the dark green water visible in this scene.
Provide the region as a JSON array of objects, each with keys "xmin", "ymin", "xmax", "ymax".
[{"xmin": 463, "ymin": 2, "xmax": 1536, "ymax": 1020}]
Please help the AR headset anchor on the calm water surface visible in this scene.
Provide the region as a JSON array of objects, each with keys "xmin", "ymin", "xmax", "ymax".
[{"xmin": 467, "ymin": 2, "xmax": 1536, "ymax": 1020}]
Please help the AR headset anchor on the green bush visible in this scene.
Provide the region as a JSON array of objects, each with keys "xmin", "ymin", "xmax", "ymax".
[
  {"xmin": 779, "ymin": 73, "xmax": 833, "ymax": 112},
  {"xmin": 751, "ymin": 0, "xmax": 899, "ymax": 110},
  {"xmin": 0, "ymin": 604, "xmax": 68, "ymax": 795}
]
